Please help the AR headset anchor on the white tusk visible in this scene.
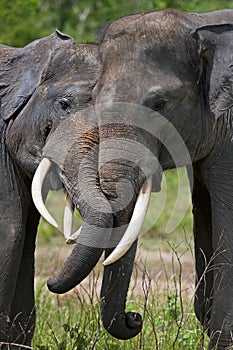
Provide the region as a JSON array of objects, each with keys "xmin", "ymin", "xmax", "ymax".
[
  {"xmin": 65, "ymin": 226, "xmax": 82, "ymax": 244},
  {"xmin": 64, "ymin": 193, "xmax": 74, "ymax": 240},
  {"xmin": 31, "ymin": 158, "xmax": 59, "ymax": 228},
  {"xmin": 103, "ymin": 176, "xmax": 153, "ymax": 266},
  {"xmin": 63, "ymin": 193, "xmax": 82, "ymax": 244}
]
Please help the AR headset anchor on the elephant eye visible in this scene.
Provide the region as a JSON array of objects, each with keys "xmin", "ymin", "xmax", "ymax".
[
  {"xmin": 143, "ymin": 97, "xmax": 166, "ymax": 112},
  {"xmin": 55, "ymin": 97, "xmax": 72, "ymax": 114},
  {"xmin": 151, "ymin": 99, "xmax": 166, "ymax": 112}
]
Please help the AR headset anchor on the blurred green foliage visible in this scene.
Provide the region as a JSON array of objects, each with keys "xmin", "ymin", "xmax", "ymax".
[{"xmin": 0, "ymin": 0, "xmax": 233, "ymax": 47}]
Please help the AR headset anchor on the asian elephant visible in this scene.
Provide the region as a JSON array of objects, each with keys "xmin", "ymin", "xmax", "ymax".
[
  {"xmin": 43, "ymin": 8, "xmax": 233, "ymax": 350},
  {"xmin": 0, "ymin": 31, "xmax": 102, "ymax": 348}
]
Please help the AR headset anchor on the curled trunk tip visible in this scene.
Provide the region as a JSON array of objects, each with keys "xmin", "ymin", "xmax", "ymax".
[{"xmin": 101, "ymin": 309, "xmax": 143, "ymax": 340}]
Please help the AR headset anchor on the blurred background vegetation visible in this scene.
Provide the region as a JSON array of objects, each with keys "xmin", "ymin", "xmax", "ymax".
[{"xmin": 0, "ymin": 0, "xmax": 233, "ymax": 47}]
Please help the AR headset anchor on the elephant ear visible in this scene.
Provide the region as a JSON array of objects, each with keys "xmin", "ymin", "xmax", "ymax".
[
  {"xmin": 193, "ymin": 23, "xmax": 233, "ymax": 119},
  {"xmin": 0, "ymin": 30, "xmax": 74, "ymax": 121}
]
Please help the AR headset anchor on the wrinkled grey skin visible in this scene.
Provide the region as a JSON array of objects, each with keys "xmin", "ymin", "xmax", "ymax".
[
  {"xmin": 48, "ymin": 9, "xmax": 233, "ymax": 349},
  {"xmin": 96, "ymin": 12, "xmax": 233, "ymax": 350},
  {"xmin": 0, "ymin": 31, "xmax": 101, "ymax": 348}
]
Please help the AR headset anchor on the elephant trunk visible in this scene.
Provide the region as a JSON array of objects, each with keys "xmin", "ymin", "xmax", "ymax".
[
  {"xmin": 97, "ymin": 167, "xmax": 144, "ymax": 338},
  {"xmin": 96, "ymin": 120, "xmax": 154, "ymax": 339},
  {"xmin": 47, "ymin": 167, "xmax": 113, "ymax": 293},
  {"xmin": 47, "ymin": 244, "xmax": 101, "ymax": 293},
  {"xmin": 43, "ymin": 116, "xmax": 113, "ymax": 293},
  {"xmin": 98, "ymin": 160, "xmax": 144, "ymax": 339},
  {"xmin": 47, "ymin": 217, "xmax": 112, "ymax": 294},
  {"xmin": 100, "ymin": 242, "xmax": 142, "ymax": 339}
]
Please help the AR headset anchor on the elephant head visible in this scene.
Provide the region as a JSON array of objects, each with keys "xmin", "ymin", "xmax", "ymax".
[
  {"xmin": 43, "ymin": 9, "xmax": 233, "ymax": 347},
  {"xmin": 0, "ymin": 31, "xmax": 102, "ymax": 346}
]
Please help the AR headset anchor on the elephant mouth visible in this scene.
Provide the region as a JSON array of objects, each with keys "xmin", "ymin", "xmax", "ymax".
[{"xmin": 31, "ymin": 157, "xmax": 153, "ymax": 262}]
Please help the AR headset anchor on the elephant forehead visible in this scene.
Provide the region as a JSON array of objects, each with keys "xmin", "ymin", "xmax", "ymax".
[
  {"xmin": 102, "ymin": 10, "xmax": 189, "ymax": 45},
  {"xmin": 99, "ymin": 56, "xmax": 188, "ymax": 96},
  {"xmin": 101, "ymin": 32, "xmax": 190, "ymax": 72},
  {"xmin": 42, "ymin": 44, "xmax": 100, "ymax": 84}
]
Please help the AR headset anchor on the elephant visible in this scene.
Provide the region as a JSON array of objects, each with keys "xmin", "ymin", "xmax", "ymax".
[
  {"xmin": 38, "ymin": 8, "xmax": 233, "ymax": 350},
  {"xmin": 0, "ymin": 30, "xmax": 101, "ymax": 348}
]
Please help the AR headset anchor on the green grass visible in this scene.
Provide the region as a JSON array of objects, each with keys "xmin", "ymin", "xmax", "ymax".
[
  {"xmin": 31, "ymin": 167, "xmax": 205, "ymax": 349},
  {"xmin": 32, "ymin": 267, "xmax": 208, "ymax": 350}
]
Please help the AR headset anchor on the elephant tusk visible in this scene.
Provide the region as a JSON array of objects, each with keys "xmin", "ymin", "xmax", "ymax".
[
  {"xmin": 31, "ymin": 158, "xmax": 59, "ymax": 228},
  {"xmin": 64, "ymin": 193, "xmax": 74, "ymax": 240},
  {"xmin": 103, "ymin": 176, "xmax": 153, "ymax": 266},
  {"xmin": 65, "ymin": 226, "xmax": 82, "ymax": 244},
  {"xmin": 63, "ymin": 193, "xmax": 81, "ymax": 244}
]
